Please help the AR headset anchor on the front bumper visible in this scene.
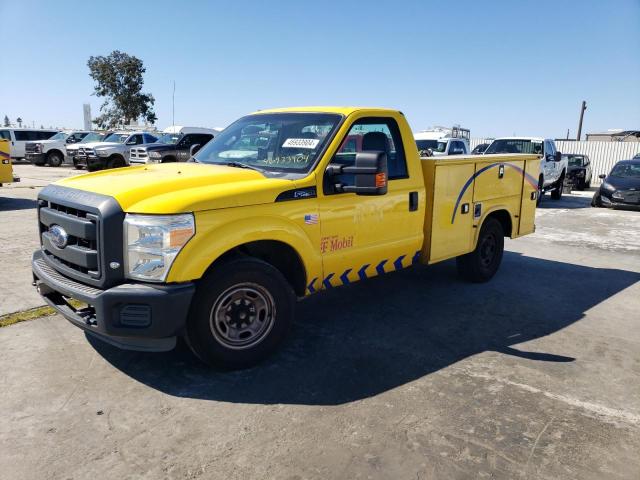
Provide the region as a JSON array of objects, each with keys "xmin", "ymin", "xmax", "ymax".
[
  {"xmin": 32, "ymin": 250, "xmax": 195, "ymax": 352},
  {"xmin": 600, "ymin": 191, "xmax": 640, "ymax": 208},
  {"xmin": 26, "ymin": 153, "xmax": 46, "ymax": 164}
]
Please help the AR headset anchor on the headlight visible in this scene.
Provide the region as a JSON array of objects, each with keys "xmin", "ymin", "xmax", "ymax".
[
  {"xmin": 124, "ymin": 213, "xmax": 195, "ymax": 282},
  {"xmin": 576, "ymin": 170, "xmax": 585, "ymax": 177},
  {"xmin": 148, "ymin": 151, "xmax": 162, "ymax": 159},
  {"xmin": 35, "ymin": 143, "xmax": 43, "ymax": 153},
  {"xmin": 601, "ymin": 182, "xmax": 615, "ymax": 191},
  {"xmin": 96, "ymin": 150, "xmax": 109, "ymax": 157}
]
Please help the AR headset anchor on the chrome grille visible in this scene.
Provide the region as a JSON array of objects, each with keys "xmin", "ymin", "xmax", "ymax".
[{"xmin": 39, "ymin": 200, "xmax": 100, "ymax": 280}]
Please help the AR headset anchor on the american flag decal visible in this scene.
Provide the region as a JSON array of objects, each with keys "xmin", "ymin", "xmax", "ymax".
[{"xmin": 304, "ymin": 214, "xmax": 318, "ymax": 225}]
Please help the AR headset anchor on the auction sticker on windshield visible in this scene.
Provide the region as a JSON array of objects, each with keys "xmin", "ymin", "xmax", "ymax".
[{"xmin": 282, "ymin": 138, "xmax": 320, "ymax": 149}]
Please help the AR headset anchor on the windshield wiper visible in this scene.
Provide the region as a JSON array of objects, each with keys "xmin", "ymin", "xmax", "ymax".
[{"xmin": 221, "ymin": 161, "xmax": 264, "ymax": 172}]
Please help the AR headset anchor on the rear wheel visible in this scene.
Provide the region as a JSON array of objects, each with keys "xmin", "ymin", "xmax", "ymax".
[
  {"xmin": 456, "ymin": 217, "xmax": 504, "ymax": 283},
  {"xmin": 46, "ymin": 151, "xmax": 63, "ymax": 167},
  {"xmin": 185, "ymin": 258, "xmax": 295, "ymax": 369}
]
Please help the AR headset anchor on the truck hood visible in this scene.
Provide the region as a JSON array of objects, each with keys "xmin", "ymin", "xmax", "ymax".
[
  {"xmin": 93, "ymin": 142, "xmax": 125, "ymax": 150},
  {"xmin": 78, "ymin": 141, "xmax": 121, "ymax": 149},
  {"xmin": 54, "ymin": 162, "xmax": 295, "ymax": 213},
  {"xmin": 36, "ymin": 139, "xmax": 63, "ymax": 146}
]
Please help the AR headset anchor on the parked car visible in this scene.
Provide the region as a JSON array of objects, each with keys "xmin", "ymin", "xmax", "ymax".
[
  {"xmin": 633, "ymin": 153, "xmax": 640, "ymax": 159},
  {"xmin": 31, "ymin": 106, "xmax": 540, "ymax": 368},
  {"xmin": 25, "ymin": 131, "xmax": 90, "ymax": 167},
  {"xmin": 563, "ymin": 154, "xmax": 593, "ymax": 190},
  {"xmin": 0, "ymin": 128, "xmax": 58, "ymax": 161},
  {"xmin": 414, "ymin": 125, "xmax": 470, "ymax": 157},
  {"xmin": 484, "ymin": 137, "xmax": 567, "ymax": 203},
  {"xmin": 591, "ymin": 159, "xmax": 640, "ymax": 208},
  {"xmin": 75, "ymin": 131, "xmax": 158, "ymax": 171},
  {"xmin": 66, "ymin": 132, "xmax": 112, "ymax": 168},
  {"xmin": 471, "ymin": 143, "xmax": 490, "ymax": 155},
  {"xmin": 129, "ymin": 126, "xmax": 218, "ymax": 165}
]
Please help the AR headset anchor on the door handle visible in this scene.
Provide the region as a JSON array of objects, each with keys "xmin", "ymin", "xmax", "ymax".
[{"xmin": 409, "ymin": 191, "xmax": 418, "ymax": 211}]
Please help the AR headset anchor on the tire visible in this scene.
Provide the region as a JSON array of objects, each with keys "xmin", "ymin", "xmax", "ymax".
[
  {"xmin": 46, "ymin": 151, "xmax": 63, "ymax": 167},
  {"xmin": 591, "ymin": 192, "xmax": 602, "ymax": 208},
  {"xmin": 536, "ymin": 176, "xmax": 544, "ymax": 206},
  {"xmin": 73, "ymin": 159, "xmax": 83, "ymax": 170},
  {"xmin": 185, "ymin": 258, "xmax": 295, "ymax": 369},
  {"xmin": 577, "ymin": 180, "xmax": 585, "ymax": 191},
  {"xmin": 551, "ymin": 173, "xmax": 564, "ymax": 200},
  {"xmin": 107, "ymin": 155, "xmax": 126, "ymax": 169},
  {"xmin": 87, "ymin": 162, "xmax": 100, "ymax": 172},
  {"xmin": 456, "ymin": 217, "xmax": 504, "ymax": 283},
  {"xmin": 585, "ymin": 180, "xmax": 591, "ymax": 189}
]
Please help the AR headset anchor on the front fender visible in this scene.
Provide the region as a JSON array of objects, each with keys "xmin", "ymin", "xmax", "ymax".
[{"xmin": 167, "ymin": 210, "xmax": 321, "ymax": 285}]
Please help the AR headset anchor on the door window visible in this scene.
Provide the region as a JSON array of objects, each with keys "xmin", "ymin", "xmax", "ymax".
[
  {"xmin": 0, "ymin": 130, "xmax": 10, "ymax": 140},
  {"xmin": 328, "ymin": 117, "xmax": 407, "ymax": 193}
]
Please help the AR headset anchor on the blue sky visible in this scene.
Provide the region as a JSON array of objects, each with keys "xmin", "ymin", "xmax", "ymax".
[{"xmin": 1, "ymin": 0, "xmax": 639, "ymax": 138}]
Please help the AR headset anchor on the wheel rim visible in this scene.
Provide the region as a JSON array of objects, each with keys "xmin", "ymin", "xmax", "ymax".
[
  {"xmin": 479, "ymin": 233, "xmax": 497, "ymax": 268},
  {"xmin": 209, "ymin": 283, "xmax": 276, "ymax": 350}
]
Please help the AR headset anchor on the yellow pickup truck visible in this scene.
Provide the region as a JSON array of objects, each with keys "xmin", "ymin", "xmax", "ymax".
[
  {"xmin": 32, "ymin": 107, "xmax": 539, "ymax": 367},
  {"xmin": 0, "ymin": 139, "xmax": 19, "ymax": 186}
]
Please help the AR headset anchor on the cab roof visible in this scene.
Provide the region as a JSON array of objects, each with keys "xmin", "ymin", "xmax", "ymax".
[{"xmin": 251, "ymin": 106, "xmax": 401, "ymax": 116}]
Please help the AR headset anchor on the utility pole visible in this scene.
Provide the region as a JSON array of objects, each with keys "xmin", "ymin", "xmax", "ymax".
[
  {"xmin": 566, "ymin": 129, "xmax": 570, "ymax": 139},
  {"xmin": 576, "ymin": 101, "xmax": 587, "ymax": 141}
]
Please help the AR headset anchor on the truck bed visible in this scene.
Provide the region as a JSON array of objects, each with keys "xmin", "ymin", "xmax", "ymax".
[{"xmin": 420, "ymin": 154, "xmax": 540, "ymax": 264}]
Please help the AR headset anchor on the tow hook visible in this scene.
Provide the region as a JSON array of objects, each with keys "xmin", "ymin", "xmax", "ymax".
[{"xmin": 34, "ymin": 281, "xmax": 54, "ymax": 296}]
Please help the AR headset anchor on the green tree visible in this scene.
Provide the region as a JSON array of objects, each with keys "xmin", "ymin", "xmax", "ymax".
[
  {"xmin": 87, "ymin": 50, "xmax": 157, "ymax": 129},
  {"xmin": 3, "ymin": 115, "xmax": 9, "ymax": 127},
  {"xmin": 16, "ymin": 117, "xmax": 22, "ymax": 128}
]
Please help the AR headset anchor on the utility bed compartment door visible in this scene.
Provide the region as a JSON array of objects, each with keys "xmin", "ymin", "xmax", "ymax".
[
  {"xmin": 518, "ymin": 158, "xmax": 539, "ymax": 236},
  {"xmin": 473, "ymin": 160, "xmax": 525, "ymax": 202},
  {"xmin": 429, "ymin": 163, "xmax": 475, "ymax": 262}
]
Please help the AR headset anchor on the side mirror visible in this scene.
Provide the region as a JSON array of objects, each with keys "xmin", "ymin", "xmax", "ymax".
[
  {"xmin": 327, "ymin": 151, "xmax": 388, "ymax": 195},
  {"xmin": 599, "ymin": 174, "xmax": 606, "ymax": 179},
  {"xmin": 554, "ymin": 151, "xmax": 562, "ymax": 162},
  {"xmin": 189, "ymin": 144, "xmax": 202, "ymax": 156}
]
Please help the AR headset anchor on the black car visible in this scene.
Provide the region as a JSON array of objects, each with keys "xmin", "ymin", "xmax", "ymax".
[
  {"xmin": 592, "ymin": 159, "xmax": 640, "ymax": 208},
  {"xmin": 564, "ymin": 154, "xmax": 593, "ymax": 190},
  {"xmin": 471, "ymin": 143, "xmax": 490, "ymax": 155},
  {"xmin": 129, "ymin": 131, "xmax": 215, "ymax": 165}
]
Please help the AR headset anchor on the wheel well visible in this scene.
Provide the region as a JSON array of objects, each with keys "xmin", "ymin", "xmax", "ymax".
[
  {"xmin": 162, "ymin": 155, "xmax": 176, "ymax": 163},
  {"xmin": 208, "ymin": 240, "xmax": 307, "ymax": 296},
  {"xmin": 46, "ymin": 149, "xmax": 63, "ymax": 158},
  {"xmin": 486, "ymin": 210, "xmax": 512, "ymax": 237},
  {"xmin": 109, "ymin": 153, "xmax": 125, "ymax": 160}
]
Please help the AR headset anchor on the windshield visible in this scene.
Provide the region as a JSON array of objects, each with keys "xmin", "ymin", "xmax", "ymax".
[
  {"xmin": 610, "ymin": 163, "xmax": 640, "ymax": 178},
  {"xmin": 566, "ymin": 155, "xmax": 585, "ymax": 167},
  {"xmin": 103, "ymin": 133, "xmax": 128, "ymax": 143},
  {"xmin": 416, "ymin": 140, "xmax": 447, "ymax": 153},
  {"xmin": 194, "ymin": 113, "xmax": 342, "ymax": 174},
  {"xmin": 49, "ymin": 132, "xmax": 69, "ymax": 141},
  {"xmin": 485, "ymin": 139, "xmax": 543, "ymax": 155},
  {"xmin": 155, "ymin": 133, "xmax": 181, "ymax": 145},
  {"xmin": 80, "ymin": 132, "xmax": 104, "ymax": 143}
]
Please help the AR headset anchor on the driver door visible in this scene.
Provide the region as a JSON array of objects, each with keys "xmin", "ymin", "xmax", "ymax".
[{"xmin": 317, "ymin": 116, "xmax": 424, "ymax": 290}]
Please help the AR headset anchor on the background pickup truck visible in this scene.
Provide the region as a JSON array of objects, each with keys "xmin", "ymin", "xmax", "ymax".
[
  {"xmin": 32, "ymin": 107, "xmax": 539, "ymax": 368},
  {"xmin": 484, "ymin": 136, "xmax": 567, "ymax": 203}
]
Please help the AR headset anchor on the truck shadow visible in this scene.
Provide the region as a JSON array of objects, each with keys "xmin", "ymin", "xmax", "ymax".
[
  {"xmin": 0, "ymin": 197, "xmax": 37, "ymax": 211},
  {"xmin": 89, "ymin": 252, "xmax": 639, "ymax": 405}
]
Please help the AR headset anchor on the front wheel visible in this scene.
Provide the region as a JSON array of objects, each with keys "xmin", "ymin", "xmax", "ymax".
[
  {"xmin": 107, "ymin": 156, "xmax": 126, "ymax": 169},
  {"xmin": 551, "ymin": 173, "xmax": 565, "ymax": 200},
  {"xmin": 456, "ymin": 217, "xmax": 504, "ymax": 283},
  {"xmin": 73, "ymin": 159, "xmax": 83, "ymax": 170},
  {"xmin": 46, "ymin": 151, "xmax": 63, "ymax": 167},
  {"xmin": 185, "ymin": 258, "xmax": 295, "ymax": 369}
]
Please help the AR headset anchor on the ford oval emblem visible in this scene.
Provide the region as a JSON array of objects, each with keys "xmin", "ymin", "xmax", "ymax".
[{"xmin": 49, "ymin": 224, "xmax": 69, "ymax": 249}]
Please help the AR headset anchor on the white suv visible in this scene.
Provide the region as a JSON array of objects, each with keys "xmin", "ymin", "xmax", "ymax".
[{"xmin": 484, "ymin": 137, "xmax": 568, "ymax": 202}]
